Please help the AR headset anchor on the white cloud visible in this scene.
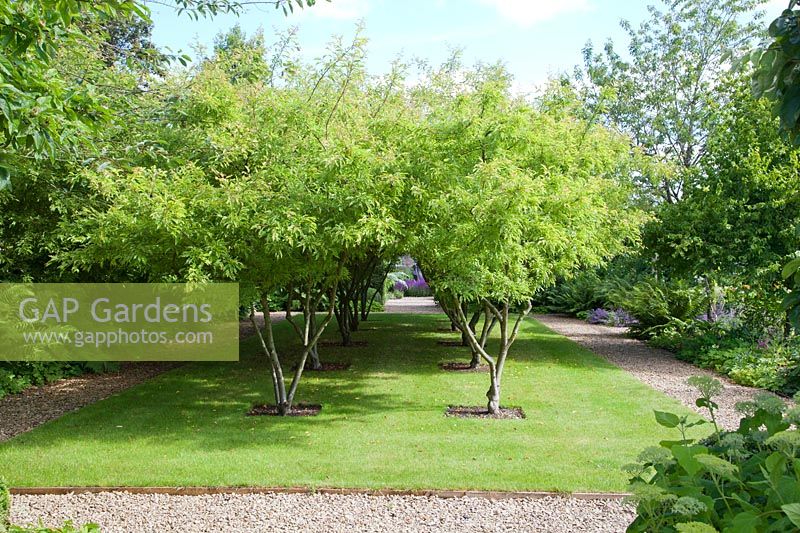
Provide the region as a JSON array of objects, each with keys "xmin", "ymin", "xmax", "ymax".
[{"xmin": 478, "ymin": 0, "xmax": 592, "ymax": 28}]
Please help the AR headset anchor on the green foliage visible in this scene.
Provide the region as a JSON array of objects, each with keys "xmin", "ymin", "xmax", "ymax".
[
  {"xmin": 608, "ymin": 278, "xmax": 707, "ymax": 339},
  {"xmin": 0, "ymin": 476, "xmax": 9, "ymax": 532},
  {"xmin": 0, "ymin": 362, "xmax": 118, "ymax": 400},
  {"xmin": 783, "ymin": 254, "xmax": 800, "ymax": 332},
  {"xmin": 645, "ymin": 77, "xmax": 800, "ymax": 321},
  {"xmin": 0, "ymin": 362, "xmax": 83, "ymax": 399},
  {"xmin": 750, "ymin": 1, "xmax": 800, "ymax": 145},
  {"xmin": 542, "ymin": 271, "xmax": 607, "ymax": 315},
  {"xmin": 0, "ymin": 0, "xmax": 149, "ymax": 180},
  {"xmin": 415, "ymin": 67, "xmax": 643, "ymax": 305},
  {"xmin": 627, "ymin": 378, "xmax": 800, "ymax": 532},
  {"xmin": 364, "ymin": 288, "xmax": 384, "ymax": 312},
  {"xmin": 680, "ymin": 337, "xmax": 800, "ymax": 396}
]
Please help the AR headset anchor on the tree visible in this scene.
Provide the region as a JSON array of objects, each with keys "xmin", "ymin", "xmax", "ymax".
[
  {"xmin": 413, "ymin": 66, "xmax": 642, "ymax": 414},
  {"xmin": 0, "ymin": 0, "xmax": 323, "ymax": 188},
  {"xmin": 56, "ymin": 27, "xmax": 405, "ymax": 414},
  {"xmin": 644, "ymin": 76, "xmax": 800, "ymax": 327},
  {"xmin": 578, "ymin": 0, "xmax": 763, "ymax": 204}
]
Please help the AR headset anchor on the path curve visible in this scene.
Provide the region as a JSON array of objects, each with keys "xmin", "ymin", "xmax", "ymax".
[{"xmin": 534, "ymin": 314, "xmax": 783, "ymax": 430}]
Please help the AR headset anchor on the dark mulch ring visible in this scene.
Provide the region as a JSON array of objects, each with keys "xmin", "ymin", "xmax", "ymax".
[
  {"xmin": 318, "ymin": 340, "xmax": 369, "ymax": 347},
  {"xmin": 247, "ymin": 403, "xmax": 322, "ymax": 417},
  {"xmin": 289, "ymin": 361, "xmax": 351, "ymax": 371},
  {"xmin": 437, "ymin": 340, "xmax": 465, "ymax": 347},
  {"xmin": 439, "ymin": 362, "xmax": 489, "ymax": 372},
  {"xmin": 445, "ymin": 405, "xmax": 526, "ymax": 420}
]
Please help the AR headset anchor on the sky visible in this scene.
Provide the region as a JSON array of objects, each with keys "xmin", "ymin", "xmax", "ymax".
[{"xmin": 148, "ymin": 0, "xmax": 790, "ymax": 96}]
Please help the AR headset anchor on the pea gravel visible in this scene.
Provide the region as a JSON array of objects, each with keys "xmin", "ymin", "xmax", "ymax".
[
  {"xmin": 534, "ymin": 314, "xmax": 788, "ymax": 430},
  {"xmin": 10, "ymin": 492, "xmax": 635, "ymax": 533}
]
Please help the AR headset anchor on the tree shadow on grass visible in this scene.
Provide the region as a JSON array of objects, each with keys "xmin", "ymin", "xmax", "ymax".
[{"xmin": 2, "ymin": 314, "xmax": 616, "ymax": 457}]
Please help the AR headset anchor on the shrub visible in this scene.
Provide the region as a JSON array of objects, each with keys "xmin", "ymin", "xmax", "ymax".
[
  {"xmin": 0, "ymin": 362, "xmax": 120, "ymax": 400},
  {"xmin": 671, "ymin": 326, "xmax": 800, "ymax": 395},
  {"xmin": 0, "ymin": 363, "xmax": 78, "ymax": 400},
  {"xmin": 626, "ymin": 377, "xmax": 800, "ymax": 532},
  {"xmin": 608, "ymin": 278, "xmax": 707, "ymax": 339},
  {"xmin": 543, "ymin": 271, "xmax": 606, "ymax": 314}
]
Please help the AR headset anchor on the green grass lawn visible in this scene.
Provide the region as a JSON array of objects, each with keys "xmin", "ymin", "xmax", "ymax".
[{"xmin": 0, "ymin": 313, "xmax": 704, "ymax": 492}]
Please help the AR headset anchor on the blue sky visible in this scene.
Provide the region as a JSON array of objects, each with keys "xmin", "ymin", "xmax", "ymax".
[{"xmin": 149, "ymin": 0, "xmax": 788, "ymax": 95}]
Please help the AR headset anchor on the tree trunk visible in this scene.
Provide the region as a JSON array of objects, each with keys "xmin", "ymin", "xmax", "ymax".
[
  {"xmin": 250, "ymin": 299, "xmax": 288, "ymax": 414},
  {"xmin": 450, "ymin": 296, "xmax": 532, "ymax": 416},
  {"xmin": 335, "ymin": 298, "xmax": 352, "ymax": 346},
  {"xmin": 467, "ymin": 310, "xmax": 482, "ymax": 367},
  {"xmin": 486, "ymin": 370, "xmax": 501, "ymax": 414},
  {"xmin": 307, "ymin": 311, "xmax": 322, "ymax": 370},
  {"xmin": 350, "ymin": 298, "xmax": 359, "ymax": 332}
]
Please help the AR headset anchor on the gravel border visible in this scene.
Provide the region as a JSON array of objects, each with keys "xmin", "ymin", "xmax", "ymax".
[
  {"xmin": 10, "ymin": 492, "xmax": 635, "ymax": 533},
  {"xmin": 0, "ymin": 362, "xmax": 178, "ymax": 442},
  {"xmin": 534, "ymin": 314, "xmax": 787, "ymax": 430}
]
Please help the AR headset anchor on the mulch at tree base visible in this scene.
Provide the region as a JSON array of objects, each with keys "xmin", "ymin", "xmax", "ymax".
[
  {"xmin": 318, "ymin": 340, "xmax": 368, "ymax": 347},
  {"xmin": 437, "ymin": 340, "xmax": 465, "ymax": 347},
  {"xmin": 439, "ymin": 362, "xmax": 489, "ymax": 372},
  {"xmin": 445, "ymin": 405, "xmax": 526, "ymax": 420},
  {"xmin": 247, "ymin": 403, "xmax": 322, "ymax": 417}
]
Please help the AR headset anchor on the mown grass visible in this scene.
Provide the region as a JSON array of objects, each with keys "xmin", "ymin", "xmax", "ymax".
[{"xmin": 0, "ymin": 313, "xmax": 704, "ymax": 492}]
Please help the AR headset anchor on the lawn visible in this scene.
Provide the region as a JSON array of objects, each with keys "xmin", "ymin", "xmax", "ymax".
[{"xmin": 0, "ymin": 313, "xmax": 703, "ymax": 492}]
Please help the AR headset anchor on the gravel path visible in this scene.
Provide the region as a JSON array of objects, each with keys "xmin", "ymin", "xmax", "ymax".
[
  {"xmin": 534, "ymin": 314, "xmax": 784, "ymax": 430},
  {"xmin": 10, "ymin": 492, "xmax": 635, "ymax": 533},
  {"xmin": 238, "ymin": 311, "xmax": 287, "ymax": 339},
  {"xmin": 0, "ymin": 362, "xmax": 178, "ymax": 442},
  {"xmin": 385, "ymin": 296, "xmax": 444, "ymax": 314}
]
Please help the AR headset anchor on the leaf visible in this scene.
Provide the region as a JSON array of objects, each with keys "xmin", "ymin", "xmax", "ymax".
[
  {"xmin": 675, "ymin": 523, "xmax": 718, "ymax": 533},
  {"xmin": 654, "ymin": 410, "xmax": 681, "ymax": 428},
  {"xmin": 783, "ymin": 503, "xmax": 800, "ymax": 527},
  {"xmin": 783, "ymin": 258, "xmax": 800, "ymax": 280},
  {"xmin": 672, "ymin": 445, "xmax": 707, "ymax": 477},
  {"xmin": 728, "ymin": 511, "xmax": 760, "ymax": 533}
]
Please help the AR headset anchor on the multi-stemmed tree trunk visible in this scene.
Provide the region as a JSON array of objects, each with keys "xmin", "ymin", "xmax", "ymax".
[
  {"xmin": 285, "ymin": 284, "xmax": 332, "ymax": 370},
  {"xmin": 335, "ymin": 255, "xmax": 382, "ymax": 345},
  {"xmin": 450, "ymin": 297, "xmax": 532, "ymax": 414},
  {"xmin": 441, "ymin": 299, "xmax": 496, "ymax": 369},
  {"xmin": 359, "ymin": 260, "xmax": 391, "ymax": 321},
  {"xmin": 248, "ymin": 283, "xmax": 337, "ymax": 415}
]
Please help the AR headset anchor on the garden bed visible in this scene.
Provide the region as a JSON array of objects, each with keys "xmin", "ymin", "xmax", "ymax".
[
  {"xmin": 439, "ymin": 362, "xmax": 489, "ymax": 372},
  {"xmin": 445, "ymin": 405, "xmax": 526, "ymax": 419},
  {"xmin": 247, "ymin": 403, "xmax": 322, "ymax": 417}
]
